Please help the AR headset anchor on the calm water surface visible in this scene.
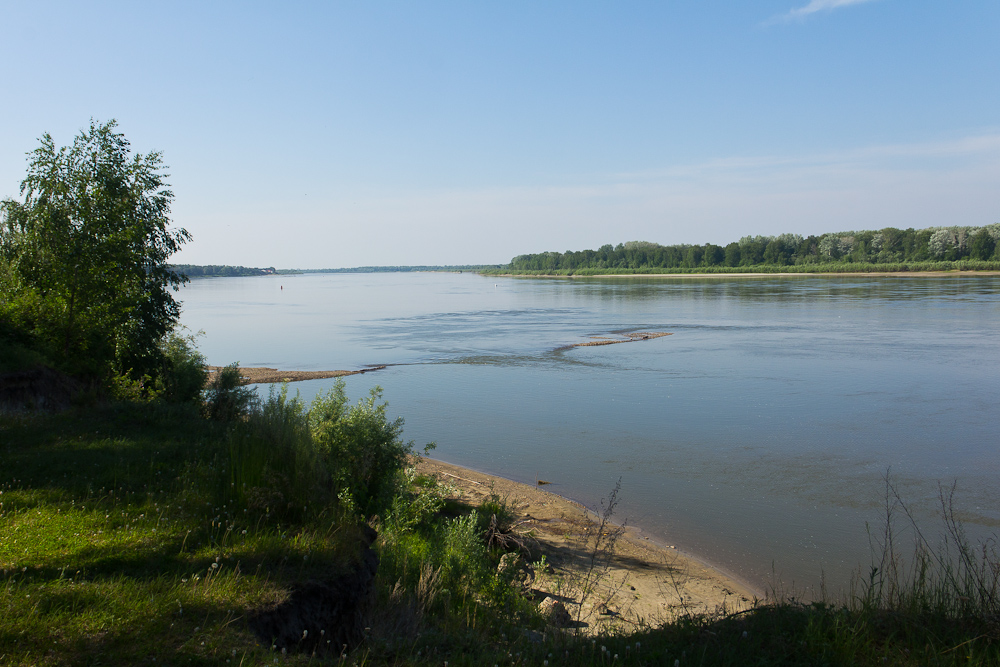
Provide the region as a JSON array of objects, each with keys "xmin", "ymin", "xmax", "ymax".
[{"xmin": 179, "ymin": 272, "xmax": 1000, "ymax": 594}]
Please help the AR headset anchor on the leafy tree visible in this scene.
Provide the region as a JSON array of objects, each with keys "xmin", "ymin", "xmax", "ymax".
[
  {"xmin": 0, "ymin": 119, "xmax": 189, "ymax": 385},
  {"xmin": 702, "ymin": 243, "xmax": 724, "ymax": 267},
  {"xmin": 969, "ymin": 228, "xmax": 996, "ymax": 261},
  {"xmin": 723, "ymin": 242, "xmax": 741, "ymax": 267}
]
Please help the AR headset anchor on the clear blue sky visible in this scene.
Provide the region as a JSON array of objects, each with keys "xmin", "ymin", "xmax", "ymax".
[{"xmin": 2, "ymin": 0, "xmax": 998, "ymax": 268}]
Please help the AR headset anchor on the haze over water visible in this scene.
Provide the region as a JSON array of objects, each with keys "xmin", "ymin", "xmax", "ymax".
[{"xmin": 180, "ymin": 272, "xmax": 1000, "ymax": 594}]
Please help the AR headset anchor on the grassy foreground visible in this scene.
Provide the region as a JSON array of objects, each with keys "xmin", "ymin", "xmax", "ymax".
[{"xmin": 2, "ymin": 393, "xmax": 998, "ymax": 665}]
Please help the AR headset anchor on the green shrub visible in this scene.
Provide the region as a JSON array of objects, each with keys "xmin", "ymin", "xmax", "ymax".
[
  {"xmin": 203, "ymin": 362, "xmax": 256, "ymax": 421},
  {"xmin": 160, "ymin": 330, "xmax": 207, "ymax": 404},
  {"xmin": 309, "ymin": 380, "xmax": 413, "ymax": 518},
  {"xmin": 384, "ymin": 468, "xmax": 449, "ymax": 535},
  {"xmin": 440, "ymin": 511, "xmax": 491, "ymax": 595}
]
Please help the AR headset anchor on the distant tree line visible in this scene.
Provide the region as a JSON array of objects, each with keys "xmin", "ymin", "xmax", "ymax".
[
  {"xmin": 502, "ymin": 225, "xmax": 1000, "ymax": 273},
  {"xmin": 301, "ymin": 265, "xmax": 504, "ymax": 273},
  {"xmin": 169, "ymin": 264, "xmax": 276, "ymax": 277}
]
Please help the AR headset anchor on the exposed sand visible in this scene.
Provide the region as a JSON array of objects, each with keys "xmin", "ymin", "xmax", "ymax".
[
  {"xmin": 205, "ymin": 365, "xmax": 386, "ymax": 386},
  {"xmin": 416, "ymin": 458, "xmax": 757, "ymax": 631}
]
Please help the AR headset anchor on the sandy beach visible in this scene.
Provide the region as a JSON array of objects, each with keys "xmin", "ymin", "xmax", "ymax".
[{"xmin": 416, "ymin": 457, "xmax": 757, "ymax": 631}]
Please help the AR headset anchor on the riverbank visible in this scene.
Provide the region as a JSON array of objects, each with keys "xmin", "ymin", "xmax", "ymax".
[
  {"xmin": 488, "ymin": 270, "xmax": 1000, "ymax": 278},
  {"xmin": 417, "ymin": 457, "xmax": 757, "ymax": 628}
]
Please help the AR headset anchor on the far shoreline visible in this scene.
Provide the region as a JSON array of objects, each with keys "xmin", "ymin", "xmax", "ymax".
[{"xmin": 485, "ymin": 270, "xmax": 1000, "ymax": 279}]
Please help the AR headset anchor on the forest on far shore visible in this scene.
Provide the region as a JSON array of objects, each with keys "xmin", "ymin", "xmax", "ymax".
[
  {"xmin": 168, "ymin": 264, "xmax": 278, "ymax": 277},
  {"xmin": 501, "ymin": 225, "xmax": 1000, "ymax": 273}
]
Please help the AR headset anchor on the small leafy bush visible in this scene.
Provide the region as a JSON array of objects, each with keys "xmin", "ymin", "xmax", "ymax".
[
  {"xmin": 160, "ymin": 330, "xmax": 207, "ymax": 404},
  {"xmin": 204, "ymin": 362, "xmax": 256, "ymax": 421},
  {"xmin": 310, "ymin": 380, "xmax": 413, "ymax": 518}
]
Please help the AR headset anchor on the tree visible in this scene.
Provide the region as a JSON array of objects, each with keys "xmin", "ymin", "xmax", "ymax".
[
  {"xmin": 969, "ymin": 228, "xmax": 996, "ymax": 261},
  {"xmin": 0, "ymin": 119, "xmax": 190, "ymax": 384}
]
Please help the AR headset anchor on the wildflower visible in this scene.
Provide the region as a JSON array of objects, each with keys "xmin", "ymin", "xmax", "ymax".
[{"xmin": 302, "ymin": 630, "xmax": 308, "ymax": 639}]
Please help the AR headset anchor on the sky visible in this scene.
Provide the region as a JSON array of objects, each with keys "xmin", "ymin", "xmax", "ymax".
[{"xmin": 1, "ymin": 1, "xmax": 998, "ymax": 268}]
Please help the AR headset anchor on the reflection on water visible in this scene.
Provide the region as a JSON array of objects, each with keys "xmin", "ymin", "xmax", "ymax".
[{"xmin": 180, "ymin": 272, "xmax": 1000, "ymax": 594}]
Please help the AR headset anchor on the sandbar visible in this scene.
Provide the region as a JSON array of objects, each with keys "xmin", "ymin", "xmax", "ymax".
[{"xmin": 205, "ymin": 365, "xmax": 386, "ymax": 386}]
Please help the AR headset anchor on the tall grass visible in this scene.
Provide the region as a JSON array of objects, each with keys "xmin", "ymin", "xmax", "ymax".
[
  {"xmin": 223, "ymin": 385, "xmax": 319, "ymax": 522},
  {"xmin": 853, "ymin": 478, "xmax": 999, "ymax": 621}
]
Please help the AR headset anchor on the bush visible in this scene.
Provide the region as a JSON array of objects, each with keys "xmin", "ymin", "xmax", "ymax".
[
  {"xmin": 309, "ymin": 380, "xmax": 413, "ymax": 518},
  {"xmin": 160, "ymin": 330, "xmax": 207, "ymax": 404},
  {"xmin": 204, "ymin": 362, "xmax": 256, "ymax": 421}
]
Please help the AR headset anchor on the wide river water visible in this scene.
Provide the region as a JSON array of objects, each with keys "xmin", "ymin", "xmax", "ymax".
[{"xmin": 179, "ymin": 272, "xmax": 1000, "ymax": 595}]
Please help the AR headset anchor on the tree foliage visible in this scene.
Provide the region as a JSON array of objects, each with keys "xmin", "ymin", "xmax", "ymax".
[{"xmin": 0, "ymin": 119, "xmax": 190, "ymax": 384}]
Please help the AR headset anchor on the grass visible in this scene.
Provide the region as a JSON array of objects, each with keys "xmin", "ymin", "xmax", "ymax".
[
  {"xmin": 2, "ymin": 401, "xmax": 999, "ymax": 665},
  {"xmin": 0, "ymin": 402, "xmax": 368, "ymax": 665}
]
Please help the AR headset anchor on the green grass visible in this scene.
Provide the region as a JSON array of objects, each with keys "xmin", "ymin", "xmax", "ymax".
[
  {"xmin": 0, "ymin": 403, "xmax": 363, "ymax": 665},
  {"xmin": 2, "ymin": 402, "xmax": 998, "ymax": 665}
]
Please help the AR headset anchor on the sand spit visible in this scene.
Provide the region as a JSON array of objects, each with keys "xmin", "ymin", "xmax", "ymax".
[
  {"xmin": 569, "ymin": 331, "xmax": 672, "ymax": 348},
  {"xmin": 205, "ymin": 365, "xmax": 386, "ymax": 386}
]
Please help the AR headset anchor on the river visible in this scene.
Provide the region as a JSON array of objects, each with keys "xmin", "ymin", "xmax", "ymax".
[{"xmin": 179, "ymin": 271, "xmax": 1000, "ymax": 595}]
